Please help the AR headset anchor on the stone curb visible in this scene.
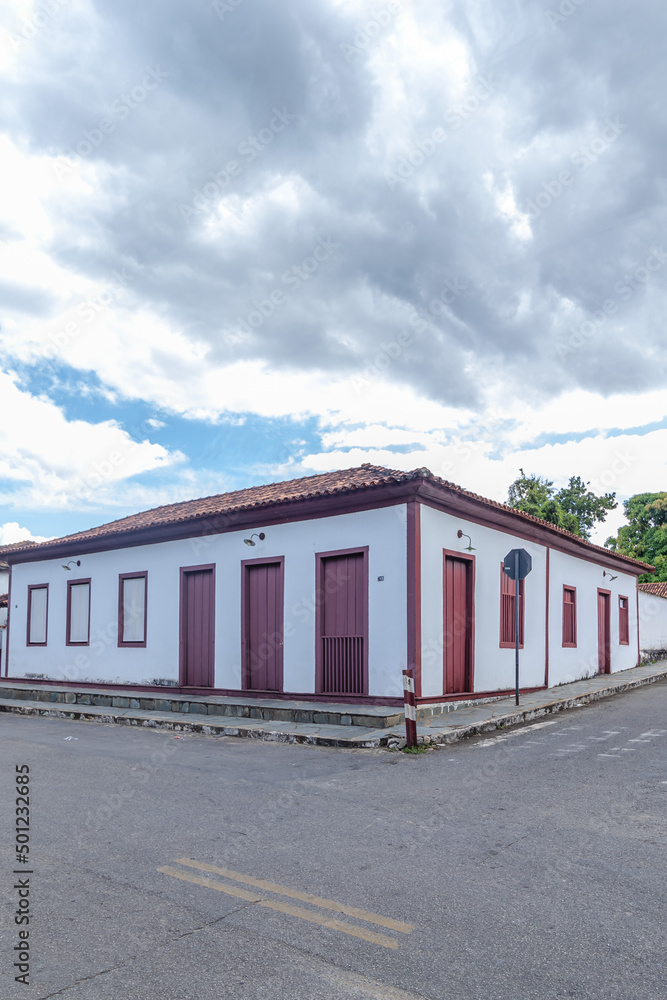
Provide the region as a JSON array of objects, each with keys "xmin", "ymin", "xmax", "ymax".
[
  {"xmin": 1, "ymin": 666, "xmax": 665, "ymax": 749},
  {"xmin": 423, "ymin": 669, "xmax": 667, "ymax": 746}
]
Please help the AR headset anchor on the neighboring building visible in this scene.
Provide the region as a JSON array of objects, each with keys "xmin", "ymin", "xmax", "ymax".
[
  {"xmin": 638, "ymin": 582, "xmax": 667, "ymax": 663},
  {"xmin": 0, "ymin": 543, "xmax": 36, "ymax": 675},
  {"xmin": 1, "ymin": 466, "xmax": 650, "ymax": 704}
]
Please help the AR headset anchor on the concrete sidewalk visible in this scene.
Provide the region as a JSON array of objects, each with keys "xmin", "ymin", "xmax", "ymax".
[{"xmin": 1, "ymin": 660, "xmax": 666, "ymax": 748}]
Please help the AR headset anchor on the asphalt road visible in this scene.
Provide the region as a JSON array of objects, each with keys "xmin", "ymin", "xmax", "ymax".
[{"xmin": 1, "ymin": 681, "xmax": 666, "ymax": 1000}]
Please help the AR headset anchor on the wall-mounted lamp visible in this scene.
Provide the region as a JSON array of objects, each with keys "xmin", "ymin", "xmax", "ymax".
[
  {"xmin": 457, "ymin": 530, "xmax": 476, "ymax": 552},
  {"xmin": 603, "ymin": 571, "xmax": 618, "ymax": 581},
  {"xmin": 62, "ymin": 560, "xmax": 81, "ymax": 571},
  {"xmin": 243, "ymin": 532, "xmax": 266, "ymax": 547}
]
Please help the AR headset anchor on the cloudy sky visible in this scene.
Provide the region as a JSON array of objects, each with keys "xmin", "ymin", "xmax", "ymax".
[{"xmin": 1, "ymin": 0, "xmax": 666, "ymax": 547}]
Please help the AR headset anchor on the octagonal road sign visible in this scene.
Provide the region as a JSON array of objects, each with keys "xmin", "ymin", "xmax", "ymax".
[{"xmin": 503, "ymin": 548, "xmax": 532, "ymax": 580}]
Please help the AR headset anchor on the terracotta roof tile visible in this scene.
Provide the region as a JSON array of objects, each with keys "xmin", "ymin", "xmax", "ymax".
[
  {"xmin": 0, "ymin": 540, "xmax": 38, "ymax": 562},
  {"xmin": 1, "ymin": 463, "xmax": 652, "ymax": 571},
  {"xmin": 639, "ymin": 581, "xmax": 667, "ymax": 598}
]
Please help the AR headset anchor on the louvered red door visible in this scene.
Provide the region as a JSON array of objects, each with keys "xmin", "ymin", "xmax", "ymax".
[
  {"xmin": 317, "ymin": 550, "xmax": 368, "ymax": 696},
  {"xmin": 597, "ymin": 590, "xmax": 611, "ymax": 674},
  {"xmin": 180, "ymin": 566, "xmax": 215, "ymax": 687},
  {"xmin": 243, "ymin": 560, "xmax": 284, "ymax": 692},
  {"xmin": 443, "ymin": 555, "xmax": 473, "ymax": 694}
]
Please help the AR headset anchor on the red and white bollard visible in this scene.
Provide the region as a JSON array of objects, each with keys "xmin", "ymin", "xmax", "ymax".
[{"xmin": 402, "ymin": 669, "xmax": 418, "ymax": 749}]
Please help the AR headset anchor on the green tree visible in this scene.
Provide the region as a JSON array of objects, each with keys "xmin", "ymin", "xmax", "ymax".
[
  {"xmin": 605, "ymin": 492, "xmax": 667, "ymax": 580},
  {"xmin": 555, "ymin": 475, "xmax": 617, "ymax": 539},
  {"xmin": 507, "ymin": 470, "xmax": 616, "ymax": 540}
]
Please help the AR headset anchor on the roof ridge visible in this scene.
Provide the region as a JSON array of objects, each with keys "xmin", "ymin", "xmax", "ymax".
[{"xmin": 1, "ymin": 463, "xmax": 652, "ymax": 571}]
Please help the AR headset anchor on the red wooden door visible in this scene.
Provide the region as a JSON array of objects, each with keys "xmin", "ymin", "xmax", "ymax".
[
  {"xmin": 597, "ymin": 590, "xmax": 611, "ymax": 674},
  {"xmin": 443, "ymin": 555, "xmax": 473, "ymax": 694},
  {"xmin": 180, "ymin": 566, "xmax": 215, "ymax": 687},
  {"xmin": 243, "ymin": 560, "xmax": 284, "ymax": 691},
  {"xmin": 317, "ymin": 550, "xmax": 368, "ymax": 696}
]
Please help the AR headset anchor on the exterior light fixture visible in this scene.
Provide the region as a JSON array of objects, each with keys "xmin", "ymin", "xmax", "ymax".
[
  {"xmin": 243, "ymin": 533, "xmax": 266, "ymax": 547},
  {"xmin": 457, "ymin": 530, "xmax": 475, "ymax": 551},
  {"xmin": 603, "ymin": 571, "xmax": 618, "ymax": 581},
  {"xmin": 62, "ymin": 560, "xmax": 81, "ymax": 571}
]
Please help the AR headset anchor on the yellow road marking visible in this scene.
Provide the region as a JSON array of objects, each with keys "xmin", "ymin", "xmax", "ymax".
[
  {"xmin": 158, "ymin": 866, "xmax": 261, "ymax": 901},
  {"xmin": 173, "ymin": 857, "xmax": 414, "ymax": 935},
  {"xmin": 158, "ymin": 865, "xmax": 399, "ymax": 949}
]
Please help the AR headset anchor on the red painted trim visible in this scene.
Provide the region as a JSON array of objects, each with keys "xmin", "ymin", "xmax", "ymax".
[
  {"xmin": 442, "ymin": 547, "xmax": 475, "ymax": 695},
  {"xmin": 597, "ymin": 587, "xmax": 612, "ymax": 675},
  {"xmin": 5, "ymin": 478, "xmax": 649, "ymax": 575},
  {"xmin": 315, "ymin": 546, "xmax": 369, "ymax": 697},
  {"xmin": 26, "ymin": 583, "xmax": 49, "ymax": 646},
  {"xmin": 0, "ymin": 674, "xmax": 403, "ymax": 705},
  {"xmin": 499, "ymin": 562, "xmax": 524, "ymax": 649},
  {"xmin": 66, "ymin": 578, "xmax": 91, "ymax": 646},
  {"xmin": 544, "ymin": 547, "xmax": 550, "ymax": 687},
  {"xmin": 562, "ymin": 585, "xmax": 577, "ymax": 648},
  {"xmin": 241, "ymin": 555, "xmax": 285, "ymax": 692},
  {"xmin": 118, "ymin": 572, "xmax": 148, "ymax": 648},
  {"xmin": 407, "ymin": 500, "xmax": 421, "ymax": 697},
  {"xmin": 178, "ymin": 563, "xmax": 216, "ymax": 687},
  {"xmin": 415, "ymin": 485, "xmax": 649, "ymax": 576},
  {"xmin": 4, "ymin": 564, "xmax": 11, "ymax": 676},
  {"xmin": 417, "ymin": 685, "xmax": 545, "ymax": 705},
  {"xmin": 618, "ymin": 594, "xmax": 630, "ymax": 645}
]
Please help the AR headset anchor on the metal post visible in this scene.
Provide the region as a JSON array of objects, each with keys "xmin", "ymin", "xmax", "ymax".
[
  {"xmin": 515, "ymin": 550, "xmax": 520, "ymax": 706},
  {"xmin": 402, "ymin": 669, "xmax": 418, "ymax": 748}
]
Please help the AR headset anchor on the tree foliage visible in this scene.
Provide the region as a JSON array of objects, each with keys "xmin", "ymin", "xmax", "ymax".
[
  {"xmin": 507, "ymin": 470, "xmax": 617, "ymax": 540},
  {"xmin": 604, "ymin": 492, "xmax": 667, "ymax": 580}
]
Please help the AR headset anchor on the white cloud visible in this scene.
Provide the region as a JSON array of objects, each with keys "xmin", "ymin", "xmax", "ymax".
[
  {"xmin": 0, "ymin": 522, "xmax": 51, "ymax": 545},
  {"xmin": 0, "ymin": 371, "xmax": 184, "ymax": 510}
]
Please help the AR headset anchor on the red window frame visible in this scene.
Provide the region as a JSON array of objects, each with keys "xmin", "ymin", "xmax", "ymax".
[
  {"xmin": 118, "ymin": 572, "xmax": 148, "ymax": 648},
  {"xmin": 27, "ymin": 584, "xmax": 49, "ymax": 646},
  {"xmin": 66, "ymin": 578, "xmax": 91, "ymax": 647},
  {"xmin": 499, "ymin": 562, "xmax": 524, "ymax": 649},
  {"xmin": 618, "ymin": 595, "xmax": 629, "ymax": 645},
  {"xmin": 562, "ymin": 586, "xmax": 577, "ymax": 647}
]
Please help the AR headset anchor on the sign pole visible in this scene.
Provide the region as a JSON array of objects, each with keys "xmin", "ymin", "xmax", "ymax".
[{"xmin": 514, "ymin": 550, "xmax": 520, "ymax": 706}]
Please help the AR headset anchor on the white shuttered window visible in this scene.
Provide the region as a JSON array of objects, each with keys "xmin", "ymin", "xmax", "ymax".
[
  {"xmin": 68, "ymin": 582, "xmax": 90, "ymax": 644},
  {"xmin": 121, "ymin": 575, "xmax": 146, "ymax": 644},
  {"xmin": 28, "ymin": 586, "xmax": 48, "ymax": 644}
]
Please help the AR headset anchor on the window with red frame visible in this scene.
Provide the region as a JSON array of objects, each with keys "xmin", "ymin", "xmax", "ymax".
[
  {"xmin": 500, "ymin": 563, "xmax": 524, "ymax": 648},
  {"xmin": 619, "ymin": 596, "xmax": 629, "ymax": 644},
  {"xmin": 562, "ymin": 586, "xmax": 577, "ymax": 647}
]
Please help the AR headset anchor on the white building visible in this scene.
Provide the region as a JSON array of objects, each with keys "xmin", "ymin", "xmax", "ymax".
[
  {"xmin": 1, "ymin": 465, "xmax": 649, "ymax": 705},
  {"xmin": 638, "ymin": 583, "xmax": 667, "ymax": 663}
]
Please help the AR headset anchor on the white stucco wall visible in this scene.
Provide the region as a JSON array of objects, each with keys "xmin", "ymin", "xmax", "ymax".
[
  {"xmin": 547, "ymin": 550, "xmax": 638, "ymax": 685},
  {"xmin": 420, "ymin": 505, "xmax": 547, "ymax": 696},
  {"xmin": 638, "ymin": 591, "xmax": 667, "ymax": 656},
  {"xmin": 6, "ymin": 505, "xmax": 408, "ymax": 698},
  {"xmin": 420, "ymin": 505, "xmax": 639, "ymax": 696}
]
